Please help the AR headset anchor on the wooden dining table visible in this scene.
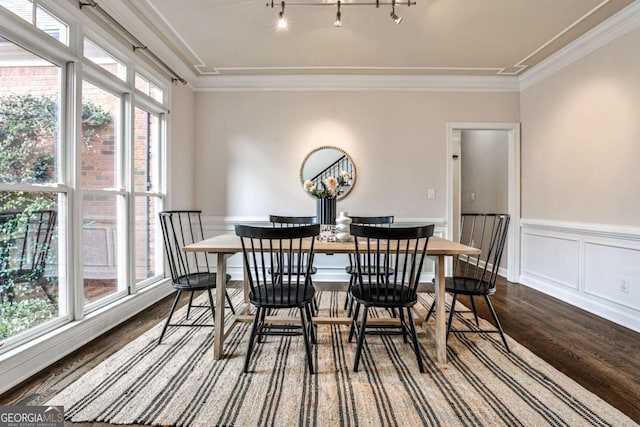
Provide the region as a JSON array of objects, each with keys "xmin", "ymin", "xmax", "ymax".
[{"xmin": 183, "ymin": 233, "xmax": 480, "ymax": 364}]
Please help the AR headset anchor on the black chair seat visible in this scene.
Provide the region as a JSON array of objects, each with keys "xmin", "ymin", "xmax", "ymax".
[
  {"xmin": 249, "ymin": 285, "xmax": 315, "ymax": 308},
  {"xmin": 269, "ymin": 265, "xmax": 317, "ymax": 275},
  {"xmin": 437, "ymin": 276, "xmax": 496, "ymax": 296},
  {"xmin": 345, "ymin": 265, "xmax": 394, "ymax": 276},
  {"xmin": 351, "ymin": 285, "xmax": 417, "ymax": 307},
  {"xmin": 174, "ymin": 272, "xmax": 232, "ymax": 291}
]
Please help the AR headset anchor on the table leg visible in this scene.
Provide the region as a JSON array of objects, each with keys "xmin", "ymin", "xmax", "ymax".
[
  {"xmin": 435, "ymin": 255, "xmax": 447, "ymax": 363},
  {"xmin": 214, "ymin": 254, "xmax": 227, "ymax": 360}
]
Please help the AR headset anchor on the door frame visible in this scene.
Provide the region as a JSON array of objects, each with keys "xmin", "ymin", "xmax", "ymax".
[{"xmin": 446, "ymin": 122, "xmax": 521, "ymax": 282}]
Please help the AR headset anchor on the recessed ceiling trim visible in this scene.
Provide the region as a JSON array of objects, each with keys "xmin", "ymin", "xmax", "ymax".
[
  {"xmin": 209, "ymin": 65, "xmax": 504, "ymax": 74},
  {"xmin": 192, "ymin": 74, "xmax": 520, "ymax": 92},
  {"xmin": 507, "ymin": 0, "xmax": 610, "ymax": 76},
  {"xmin": 520, "ymin": 0, "xmax": 640, "ymax": 90}
]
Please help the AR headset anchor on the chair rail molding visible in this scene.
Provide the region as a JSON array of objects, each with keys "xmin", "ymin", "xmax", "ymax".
[{"xmin": 520, "ymin": 219, "xmax": 640, "ymax": 333}]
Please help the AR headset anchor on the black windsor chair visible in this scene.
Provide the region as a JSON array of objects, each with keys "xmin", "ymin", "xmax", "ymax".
[
  {"xmin": 236, "ymin": 223, "xmax": 320, "ymax": 374},
  {"xmin": 348, "ymin": 223, "xmax": 434, "ymax": 373},
  {"xmin": 0, "ymin": 210, "xmax": 57, "ymax": 304},
  {"xmin": 269, "ymin": 215, "xmax": 320, "ymax": 313},
  {"xmin": 343, "ymin": 215, "xmax": 394, "ymax": 316},
  {"xmin": 425, "ymin": 213, "xmax": 511, "ymax": 351},
  {"xmin": 157, "ymin": 210, "xmax": 235, "ymax": 345}
]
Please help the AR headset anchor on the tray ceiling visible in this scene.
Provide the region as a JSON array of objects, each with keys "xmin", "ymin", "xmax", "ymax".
[{"xmin": 126, "ymin": 0, "xmax": 634, "ymax": 77}]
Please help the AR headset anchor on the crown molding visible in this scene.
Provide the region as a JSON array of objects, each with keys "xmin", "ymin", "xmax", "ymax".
[
  {"xmin": 95, "ymin": 0, "xmax": 198, "ymax": 85},
  {"xmin": 519, "ymin": 1, "xmax": 640, "ymax": 91},
  {"xmin": 192, "ymin": 74, "xmax": 520, "ymax": 92}
]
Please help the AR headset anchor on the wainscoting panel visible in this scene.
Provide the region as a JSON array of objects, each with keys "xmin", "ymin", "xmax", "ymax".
[
  {"xmin": 584, "ymin": 242, "xmax": 640, "ymax": 311},
  {"xmin": 520, "ymin": 220, "xmax": 640, "ymax": 333},
  {"xmin": 521, "ymin": 232, "xmax": 580, "ymax": 290},
  {"xmin": 202, "ymin": 216, "xmax": 445, "ymax": 282}
]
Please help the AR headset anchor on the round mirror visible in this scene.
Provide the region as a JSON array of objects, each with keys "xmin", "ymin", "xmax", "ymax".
[{"xmin": 300, "ymin": 146, "xmax": 356, "ymax": 200}]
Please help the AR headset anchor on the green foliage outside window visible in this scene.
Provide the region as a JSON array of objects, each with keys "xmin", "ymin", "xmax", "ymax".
[{"xmin": 0, "ymin": 94, "xmax": 112, "ymax": 340}]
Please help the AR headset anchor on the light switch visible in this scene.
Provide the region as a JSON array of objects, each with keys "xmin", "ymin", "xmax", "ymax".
[{"xmin": 427, "ymin": 188, "xmax": 436, "ymax": 199}]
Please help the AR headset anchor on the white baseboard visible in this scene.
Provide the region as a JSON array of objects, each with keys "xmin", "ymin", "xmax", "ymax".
[
  {"xmin": 0, "ymin": 281, "xmax": 173, "ymax": 395},
  {"xmin": 520, "ymin": 219, "xmax": 640, "ymax": 333}
]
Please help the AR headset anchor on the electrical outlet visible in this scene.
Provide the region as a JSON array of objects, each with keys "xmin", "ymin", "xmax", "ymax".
[
  {"xmin": 620, "ymin": 278, "xmax": 631, "ymax": 294},
  {"xmin": 427, "ymin": 188, "xmax": 436, "ymax": 199}
]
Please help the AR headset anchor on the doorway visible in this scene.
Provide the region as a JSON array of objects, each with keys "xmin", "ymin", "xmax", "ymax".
[{"xmin": 446, "ymin": 122, "xmax": 521, "ymax": 282}]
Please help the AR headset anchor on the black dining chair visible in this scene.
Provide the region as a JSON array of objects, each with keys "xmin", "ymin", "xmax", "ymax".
[
  {"xmin": 348, "ymin": 223, "xmax": 434, "ymax": 373},
  {"xmin": 343, "ymin": 215, "xmax": 394, "ymax": 316},
  {"xmin": 269, "ymin": 215, "xmax": 320, "ymax": 313},
  {"xmin": 236, "ymin": 223, "xmax": 320, "ymax": 374},
  {"xmin": 0, "ymin": 210, "xmax": 57, "ymax": 304},
  {"xmin": 425, "ymin": 213, "xmax": 511, "ymax": 351},
  {"xmin": 157, "ymin": 210, "xmax": 235, "ymax": 345}
]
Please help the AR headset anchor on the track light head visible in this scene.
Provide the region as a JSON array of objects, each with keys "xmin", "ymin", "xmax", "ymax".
[
  {"xmin": 277, "ymin": 1, "xmax": 287, "ymax": 29},
  {"xmin": 334, "ymin": 1, "xmax": 342, "ymax": 27},
  {"xmin": 390, "ymin": 1, "xmax": 402, "ymax": 25}
]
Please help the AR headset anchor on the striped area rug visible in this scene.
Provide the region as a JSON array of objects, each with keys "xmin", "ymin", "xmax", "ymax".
[{"xmin": 48, "ymin": 290, "xmax": 636, "ymax": 426}]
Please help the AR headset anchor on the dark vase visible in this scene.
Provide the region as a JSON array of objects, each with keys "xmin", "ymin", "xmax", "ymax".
[{"xmin": 316, "ymin": 198, "xmax": 337, "ymax": 225}]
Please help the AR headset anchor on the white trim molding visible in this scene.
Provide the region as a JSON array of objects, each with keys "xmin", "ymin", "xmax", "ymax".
[
  {"xmin": 520, "ymin": 0, "xmax": 640, "ymax": 90},
  {"xmin": 192, "ymin": 75, "xmax": 520, "ymax": 93},
  {"xmin": 0, "ymin": 281, "xmax": 173, "ymax": 395},
  {"xmin": 520, "ymin": 219, "xmax": 640, "ymax": 333}
]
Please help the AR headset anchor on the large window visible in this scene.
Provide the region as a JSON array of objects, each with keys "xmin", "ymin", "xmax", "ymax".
[
  {"xmin": 0, "ymin": 5, "xmax": 168, "ymax": 350},
  {"xmin": 81, "ymin": 80, "xmax": 125, "ymax": 306},
  {"xmin": 0, "ymin": 41, "xmax": 66, "ymax": 341},
  {"xmin": 134, "ymin": 107, "xmax": 163, "ymax": 287}
]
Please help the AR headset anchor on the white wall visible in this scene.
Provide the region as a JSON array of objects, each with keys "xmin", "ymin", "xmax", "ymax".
[
  {"xmin": 193, "ymin": 90, "xmax": 520, "ymax": 221},
  {"xmin": 168, "ymin": 83, "xmax": 196, "ymax": 209},
  {"xmin": 520, "ymin": 24, "xmax": 640, "ymax": 332}
]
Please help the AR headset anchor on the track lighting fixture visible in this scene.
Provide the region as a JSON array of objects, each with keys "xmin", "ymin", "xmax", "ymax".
[
  {"xmin": 277, "ymin": 1, "xmax": 287, "ymax": 29},
  {"xmin": 267, "ymin": 0, "xmax": 415, "ymax": 28},
  {"xmin": 390, "ymin": 0, "xmax": 403, "ymax": 24}
]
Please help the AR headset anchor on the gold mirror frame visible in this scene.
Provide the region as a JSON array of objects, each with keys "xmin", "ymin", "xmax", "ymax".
[{"xmin": 300, "ymin": 146, "xmax": 356, "ymax": 201}]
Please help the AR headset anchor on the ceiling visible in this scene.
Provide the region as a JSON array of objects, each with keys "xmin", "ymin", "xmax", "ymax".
[{"xmin": 123, "ymin": 0, "xmax": 634, "ymax": 79}]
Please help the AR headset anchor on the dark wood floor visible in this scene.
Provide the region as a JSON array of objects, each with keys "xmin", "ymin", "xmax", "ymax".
[{"xmin": 1, "ymin": 278, "xmax": 639, "ymax": 426}]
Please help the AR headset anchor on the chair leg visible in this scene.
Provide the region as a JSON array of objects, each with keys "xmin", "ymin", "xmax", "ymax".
[
  {"xmin": 353, "ymin": 306, "xmax": 369, "ymax": 372},
  {"xmin": 158, "ymin": 290, "xmax": 182, "ymax": 345},
  {"xmin": 483, "ymin": 295, "xmax": 510, "ymax": 352},
  {"xmin": 300, "ymin": 306, "xmax": 315, "ymax": 374},
  {"xmin": 344, "ymin": 274, "xmax": 355, "ymax": 310},
  {"xmin": 398, "ymin": 306, "xmax": 408, "ymax": 343},
  {"xmin": 407, "ymin": 307, "xmax": 425, "ymax": 373},
  {"xmin": 425, "ymin": 300, "xmax": 435, "ymax": 322},
  {"xmin": 258, "ymin": 306, "xmax": 268, "ymax": 343},
  {"xmin": 446, "ymin": 294, "xmax": 458, "ymax": 341},
  {"xmin": 206, "ymin": 288, "xmax": 216, "ymax": 321},
  {"xmin": 305, "ymin": 303, "xmax": 317, "ymax": 344},
  {"xmin": 225, "ymin": 290, "xmax": 236, "ymax": 315},
  {"xmin": 348, "ymin": 302, "xmax": 361, "ymax": 343},
  {"xmin": 186, "ymin": 291, "xmax": 195, "ymax": 319},
  {"xmin": 469, "ymin": 295, "xmax": 479, "ymax": 326},
  {"xmin": 244, "ymin": 306, "xmax": 262, "ymax": 373}
]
